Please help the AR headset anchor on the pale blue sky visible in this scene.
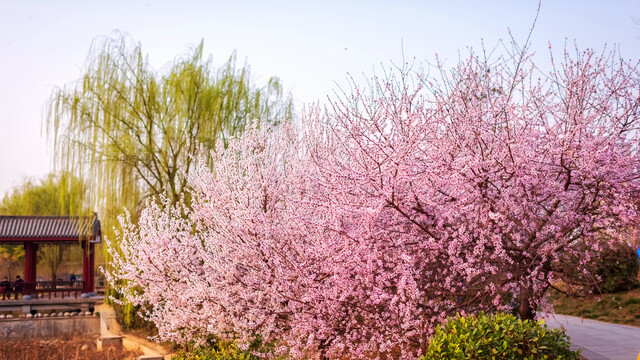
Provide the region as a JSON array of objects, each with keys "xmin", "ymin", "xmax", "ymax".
[{"xmin": 1, "ymin": 0, "xmax": 639, "ymax": 196}]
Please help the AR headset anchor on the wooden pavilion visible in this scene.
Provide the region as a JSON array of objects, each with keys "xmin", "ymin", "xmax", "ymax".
[{"xmin": 0, "ymin": 214, "xmax": 101, "ymax": 297}]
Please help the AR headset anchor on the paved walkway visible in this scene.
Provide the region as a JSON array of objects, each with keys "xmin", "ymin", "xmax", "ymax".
[{"xmin": 544, "ymin": 314, "xmax": 640, "ymax": 360}]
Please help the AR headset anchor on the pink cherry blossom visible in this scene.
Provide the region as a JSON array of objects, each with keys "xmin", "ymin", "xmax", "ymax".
[{"xmin": 107, "ymin": 42, "xmax": 640, "ymax": 359}]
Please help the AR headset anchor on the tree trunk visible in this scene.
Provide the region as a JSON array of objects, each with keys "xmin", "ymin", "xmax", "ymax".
[
  {"xmin": 519, "ymin": 286, "xmax": 536, "ymax": 320},
  {"xmin": 318, "ymin": 337, "xmax": 333, "ymax": 360}
]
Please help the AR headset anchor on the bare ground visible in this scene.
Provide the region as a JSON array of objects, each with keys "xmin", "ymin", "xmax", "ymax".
[{"xmin": 0, "ymin": 336, "xmax": 142, "ymax": 360}]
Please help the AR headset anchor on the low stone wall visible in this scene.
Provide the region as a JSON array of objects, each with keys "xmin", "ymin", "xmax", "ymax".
[{"xmin": 0, "ymin": 316, "xmax": 100, "ymax": 339}]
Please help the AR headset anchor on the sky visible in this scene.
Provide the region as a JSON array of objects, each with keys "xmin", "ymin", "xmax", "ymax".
[{"xmin": 1, "ymin": 0, "xmax": 639, "ymax": 196}]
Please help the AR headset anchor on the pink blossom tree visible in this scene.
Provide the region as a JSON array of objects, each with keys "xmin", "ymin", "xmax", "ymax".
[
  {"xmin": 107, "ymin": 42, "xmax": 640, "ymax": 359},
  {"xmin": 307, "ymin": 44, "xmax": 640, "ymax": 327}
]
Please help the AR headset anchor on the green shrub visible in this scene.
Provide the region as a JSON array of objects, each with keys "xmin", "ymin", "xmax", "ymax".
[
  {"xmin": 594, "ymin": 242, "xmax": 639, "ymax": 293},
  {"xmin": 421, "ymin": 312, "xmax": 580, "ymax": 360},
  {"xmin": 172, "ymin": 335, "xmax": 279, "ymax": 360},
  {"xmin": 173, "ymin": 340, "xmax": 256, "ymax": 360},
  {"xmin": 112, "ymin": 301, "xmax": 157, "ymax": 335},
  {"xmin": 556, "ymin": 240, "xmax": 639, "ymax": 294}
]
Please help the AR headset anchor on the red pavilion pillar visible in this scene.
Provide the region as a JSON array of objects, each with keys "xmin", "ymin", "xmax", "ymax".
[
  {"xmin": 82, "ymin": 241, "xmax": 95, "ymax": 293},
  {"xmin": 23, "ymin": 242, "xmax": 38, "ymax": 293}
]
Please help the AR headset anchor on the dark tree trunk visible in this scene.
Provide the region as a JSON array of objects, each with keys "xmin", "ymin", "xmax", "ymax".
[
  {"xmin": 318, "ymin": 337, "xmax": 331, "ymax": 360},
  {"xmin": 519, "ymin": 286, "xmax": 536, "ymax": 320}
]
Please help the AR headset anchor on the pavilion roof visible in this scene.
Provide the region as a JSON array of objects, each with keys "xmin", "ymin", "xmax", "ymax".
[{"xmin": 0, "ymin": 215, "xmax": 101, "ymax": 243}]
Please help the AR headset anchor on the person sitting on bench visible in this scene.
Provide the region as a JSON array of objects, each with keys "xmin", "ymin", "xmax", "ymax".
[
  {"xmin": 0, "ymin": 276, "xmax": 10, "ymax": 294},
  {"xmin": 13, "ymin": 275, "xmax": 24, "ymax": 299}
]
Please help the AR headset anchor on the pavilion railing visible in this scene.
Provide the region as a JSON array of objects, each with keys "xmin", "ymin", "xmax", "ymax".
[{"xmin": 0, "ymin": 281, "xmax": 85, "ymax": 300}]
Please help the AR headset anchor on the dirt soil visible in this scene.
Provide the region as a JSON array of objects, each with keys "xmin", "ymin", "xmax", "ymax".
[{"xmin": 0, "ymin": 336, "xmax": 142, "ymax": 360}]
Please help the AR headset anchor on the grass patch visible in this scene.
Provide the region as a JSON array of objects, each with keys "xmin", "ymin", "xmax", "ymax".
[{"xmin": 550, "ymin": 286, "xmax": 640, "ymax": 327}]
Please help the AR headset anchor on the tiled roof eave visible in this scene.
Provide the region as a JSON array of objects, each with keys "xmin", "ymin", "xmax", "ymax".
[{"xmin": 0, "ymin": 215, "xmax": 100, "ymax": 243}]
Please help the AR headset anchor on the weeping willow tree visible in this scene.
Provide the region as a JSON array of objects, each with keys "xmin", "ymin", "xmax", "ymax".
[
  {"xmin": 45, "ymin": 34, "xmax": 293, "ymax": 327},
  {"xmin": 0, "ymin": 173, "xmax": 89, "ymax": 283},
  {"xmin": 46, "ymin": 34, "xmax": 293, "ymax": 222}
]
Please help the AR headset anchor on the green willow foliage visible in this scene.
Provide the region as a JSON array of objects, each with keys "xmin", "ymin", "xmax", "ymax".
[
  {"xmin": 44, "ymin": 34, "xmax": 293, "ymax": 325},
  {"xmin": 46, "ymin": 34, "xmax": 293, "ymax": 222},
  {"xmin": 0, "ymin": 173, "xmax": 89, "ymax": 217}
]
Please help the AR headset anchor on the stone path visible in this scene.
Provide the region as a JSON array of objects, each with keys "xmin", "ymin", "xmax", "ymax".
[{"xmin": 544, "ymin": 314, "xmax": 640, "ymax": 360}]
